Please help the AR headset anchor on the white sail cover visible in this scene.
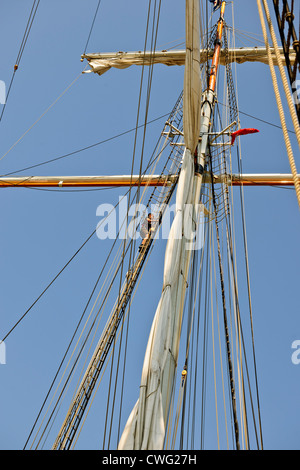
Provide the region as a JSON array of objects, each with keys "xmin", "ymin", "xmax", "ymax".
[
  {"xmin": 183, "ymin": 0, "xmax": 201, "ymax": 154},
  {"xmin": 118, "ymin": 0, "xmax": 202, "ymax": 450},
  {"xmin": 82, "ymin": 48, "xmax": 293, "ymax": 76}
]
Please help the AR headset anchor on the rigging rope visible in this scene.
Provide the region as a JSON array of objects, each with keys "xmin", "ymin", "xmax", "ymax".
[
  {"xmin": 209, "ymin": 220, "xmax": 220, "ymax": 449},
  {"xmin": 176, "ymin": 219, "xmax": 208, "ymax": 449},
  {"xmin": 219, "ymin": 101, "xmax": 296, "ymax": 134},
  {"xmin": 0, "ymin": 112, "xmax": 170, "ymax": 177},
  {"xmin": 168, "ymin": 15, "xmax": 265, "ymax": 449},
  {"xmin": 221, "ymin": 20, "xmax": 264, "ymax": 447},
  {"xmin": 72, "ymin": 243, "xmax": 157, "ymax": 449},
  {"xmin": 214, "ymin": 89, "xmax": 263, "ymax": 449},
  {"xmin": 261, "ymin": 0, "xmax": 300, "ymax": 145},
  {"xmin": 3, "ymin": 189, "xmax": 133, "ymax": 345},
  {"xmin": 257, "ymin": 0, "xmax": 300, "ymax": 209},
  {"xmin": 102, "ymin": 0, "xmax": 163, "ymax": 449},
  {"xmin": 29, "ymin": 94, "xmax": 183, "ymax": 450},
  {"xmin": 209, "ymin": 154, "xmax": 240, "ymax": 450},
  {"xmin": 211, "ymin": 212, "xmax": 230, "ymax": 449},
  {"xmin": 0, "ymin": 69, "xmax": 85, "ymax": 163},
  {"xmin": 83, "ymin": 0, "xmax": 103, "ymax": 55},
  {"xmin": 166, "ymin": 12, "xmax": 262, "ymax": 450},
  {"xmin": 26, "ymin": 226, "xmax": 127, "ymax": 449}
]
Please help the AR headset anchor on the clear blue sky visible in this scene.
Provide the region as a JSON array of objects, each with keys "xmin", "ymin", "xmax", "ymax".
[{"xmin": 0, "ymin": 0, "xmax": 299, "ymax": 450}]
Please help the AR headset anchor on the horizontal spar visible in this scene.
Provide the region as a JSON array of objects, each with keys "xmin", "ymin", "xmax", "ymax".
[
  {"xmin": 0, "ymin": 174, "xmax": 177, "ymax": 188},
  {"xmin": 204, "ymin": 173, "xmax": 300, "ymax": 186},
  {"xmin": 81, "ymin": 47, "xmax": 295, "ymax": 75},
  {"xmin": 0, "ymin": 174, "xmax": 299, "ymax": 188}
]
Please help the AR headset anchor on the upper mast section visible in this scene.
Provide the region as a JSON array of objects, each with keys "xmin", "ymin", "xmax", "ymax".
[{"xmin": 208, "ymin": 0, "xmax": 226, "ymax": 93}]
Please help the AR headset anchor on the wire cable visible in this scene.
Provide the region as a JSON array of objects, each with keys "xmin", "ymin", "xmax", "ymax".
[
  {"xmin": 83, "ymin": 0, "xmax": 103, "ymax": 55},
  {"xmin": 0, "ymin": 69, "xmax": 85, "ymax": 163},
  {"xmin": 0, "ymin": 112, "xmax": 170, "ymax": 177},
  {"xmin": 0, "ymin": 0, "xmax": 41, "ymax": 123},
  {"xmin": 218, "ymin": 100, "xmax": 296, "ymax": 134},
  {"xmin": 102, "ymin": 0, "xmax": 163, "ymax": 449},
  {"xmin": 257, "ymin": 0, "xmax": 300, "ymax": 209},
  {"xmin": 2, "ymin": 190, "xmax": 130, "ymax": 344}
]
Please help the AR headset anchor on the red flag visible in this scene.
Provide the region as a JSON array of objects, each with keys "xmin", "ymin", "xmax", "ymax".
[{"xmin": 231, "ymin": 128, "xmax": 259, "ymax": 145}]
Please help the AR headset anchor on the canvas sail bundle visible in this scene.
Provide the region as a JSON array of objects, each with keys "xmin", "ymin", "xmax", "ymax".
[{"xmin": 183, "ymin": 0, "xmax": 201, "ymax": 154}]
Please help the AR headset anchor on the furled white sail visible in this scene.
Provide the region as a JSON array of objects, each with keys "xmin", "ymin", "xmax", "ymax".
[
  {"xmin": 118, "ymin": 0, "xmax": 202, "ymax": 450},
  {"xmin": 183, "ymin": 0, "xmax": 201, "ymax": 154},
  {"xmin": 82, "ymin": 47, "xmax": 293, "ymax": 76}
]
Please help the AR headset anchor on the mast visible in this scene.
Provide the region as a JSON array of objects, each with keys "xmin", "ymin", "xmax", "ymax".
[
  {"xmin": 24, "ymin": 0, "xmax": 294, "ymax": 450},
  {"xmin": 118, "ymin": 0, "xmax": 235, "ymax": 450},
  {"xmin": 2, "ymin": 0, "xmax": 299, "ymax": 452},
  {"xmin": 188, "ymin": 0, "xmax": 240, "ymax": 450}
]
